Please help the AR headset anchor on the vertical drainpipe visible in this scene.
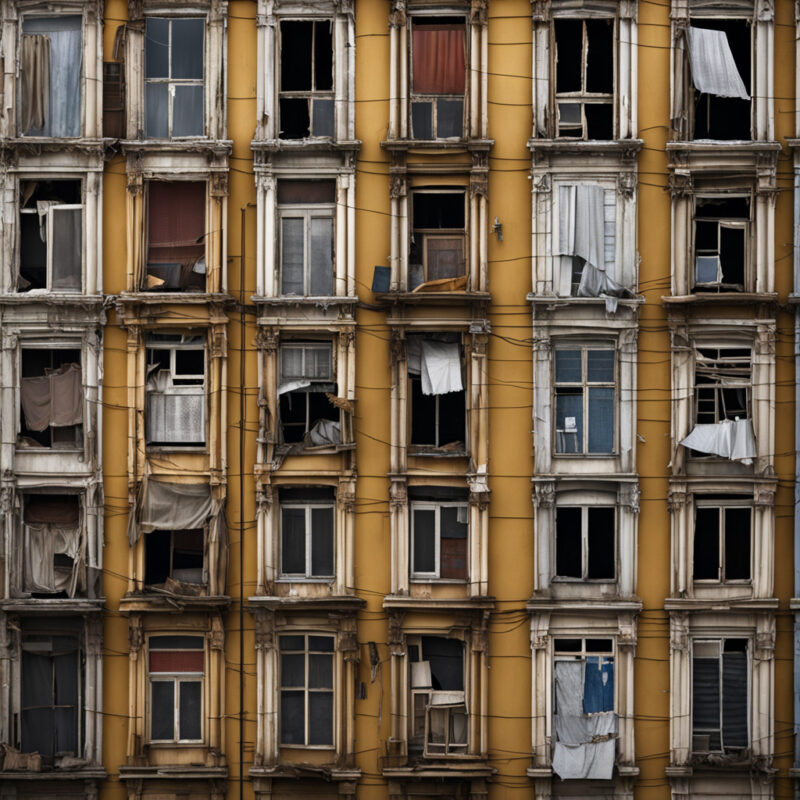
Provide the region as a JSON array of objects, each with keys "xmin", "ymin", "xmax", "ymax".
[{"xmin": 793, "ymin": 169, "xmax": 800, "ymax": 792}]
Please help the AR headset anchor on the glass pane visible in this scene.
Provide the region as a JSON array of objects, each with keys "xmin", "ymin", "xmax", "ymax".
[
  {"xmin": 281, "ymin": 507, "xmax": 306, "ymax": 574},
  {"xmin": 51, "ymin": 208, "xmax": 82, "ymax": 290},
  {"xmin": 694, "ymin": 507, "xmax": 720, "ymax": 580},
  {"xmin": 558, "ymin": 102, "xmax": 581, "ymax": 124},
  {"xmin": 281, "ymin": 217, "xmax": 305, "ymax": 294},
  {"xmin": 692, "ymin": 657, "xmax": 720, "ymax": 732},
  {"xmin": 555, "ymin": 507, "xmax": 581, "ymax": 577},
  {"xmin": 53, "ymin": 709, "xmax": 77, "ymax": 755},
  {"xmin": 281, "ymin": 653, "xmax": 305, "ymax": 687},
  {"xmin": 171, "ymin": 19, "xmax": 204, "ymax": 79},
  {"xmin": 724, "ymin": 508, "xmax": 751, "ymax": 580},
  {"xmin": 313, "ymin": 20, "xmax": 333, "ymax": 91},
  {"xmin": 411, "ymin": 102, "xmax": 433, "ymax": 139},
  {"xmin": 179, "ymin": 681, "xmax": 202, "ymax": 740},
  {"xmin": 145, "ymin": 82, "xmax": 169, "ymax": 139},
  {"xmin": 555, "ymin": 390, "xmax": 583, "ymax": 453},
  {"xmin": 308, "ymin": 692, "xmax": 333, "ymax": 745},
  {"xmin": 696, "ymin": 255, "xmax": 721, "ymax": 284},
  {"xmin": 311, "ymin": 507, "xmax": 334, "ymax": 576},
  {"xmin": 555, "ymin": 349, "xmax": 581, "ymax": 383},
  {"xmin": 413, "ymin": 509, "xmax": 436, "ymax": 573},
  {"xmin": 280, "ymin": 347, "xmax": 304, "ymax": 380},
  {"xmin": 151, "ymin": 681, "xmax": 175, "ymax": 739},
  {"xmin": 309, "ymin": 216, "xmax": 334, "ymax": 295},
  {"xmin": 173, "ymin": 85, "xmax": 204, "ymax": 137},
  {"xmin": 440, "ymin": 506, "xmax": 467, "ymax": 539},
  {"xmin": 437, "ymin": 99, "xmax": 463, "ymax": 138},
  {"xmin": 309, "ymin": 653, "xmax": 333, "ymax": 689},
  {"xmin": 309, "ymin": 636, "xmax": 334, "ymax": 652},
  {"xmin": 587, "ymin": 350, "xmax": 614, "ymax": 383},
  {"xmin": 587, "ymin": 507, "xmax": 615, "ymax": 579},
  {"xmin": 588, "ymin": 387, "xmax": 614, "ymax": 453},
  {"xmin": 312, "ymin": 99, "xmax": 334, "ymax": 138},
  {"xmin": 280, "ymin": 691, "xmax": 304, "ymax": 744},
  {"xmin": 145, "ymin": 18, "xmax": 170, "ymax": 78},
  {"xmin": 279, "ymin": 635, "xmax": 304, "ymax": 651}
]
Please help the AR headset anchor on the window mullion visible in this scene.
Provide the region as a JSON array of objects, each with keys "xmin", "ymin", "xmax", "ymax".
[
  {"xmin": 303, "ymin": 211, "xmax": 311, "ymax": 294},
  {"xmin": 719, "ymin": 511, "xmax": 725, "ymax": 581},
  {"xmin": 435, "ymin": 507, "xmax": 441, "ymax": 578},
  {"xmin": 175, "ymin": 676, "xmax": 181, "ymax": 742},
  {"xmin": 582, "ymin": 506, "xmax": 589, "ymax": 579},
  {"xmin": 305, "ymin": 506, "xmax": 313, "ymax": 577},
  {"xmin": 305, "ymin": 644, "xmax": 311, "ymax": 745},
  {"xmin": 167, "ymin": 21, "xmax": 174, "ymax": 137},
  {"xmin": 718, "ymin": 647, "xmax": 724, "ymax": 750}
]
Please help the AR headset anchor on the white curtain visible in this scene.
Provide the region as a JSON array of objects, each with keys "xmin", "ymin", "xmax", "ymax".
[
  {"xmin": 407, "ymin": 337, "xmax": 463, "ymax": 396},
  {"xmin": 680, "ymin": 418, "xmax": 756, "ymax": 464},
  {"xmin": 687, "ymin": 27, "xmax": 749, "ymax": 100}
]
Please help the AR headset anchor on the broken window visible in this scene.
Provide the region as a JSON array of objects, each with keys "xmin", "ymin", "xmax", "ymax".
[
  {"xmin": 278, "ymin": 341, "xmax": 340, "ymax": 446},
  {"xmin": 279, "ymin": 634, "xmax": 334, "ymax": 746},
  {"xmin": 408, "ymin": 635, "xmax": 467, "ymax": 756},
  {"xmin": 21, "ymin": 632, "xmax": 82, "ymax": 763},
  {"xmin": 19, "ymin": 179, "xmax": 82, "ymax": 292},
  {"xmin": 279, "ymin": 488, "xmax": 335, "ymax": 579},
  {"xmin": 554, "ymin": 18, "xmax": 614, "ymax": 140},
  {"xmin": 20, "ymin": 16, "xmax": 82, "ymax": 137},
  {"xmin": 149, "ymin": 636, "xmax": 204, "ymax": 743},
  {"xmin": 145, "ymin": 181, "xmax": 206, "ymax": 291},
  {"xmin": 686, "ymin": 20, "xmax": 751, "ymax": 140},
  {"xmin": 554, "ymin": 346, "xmax": 615, "ymax": 454},
  {"xmin": 145, "ymin": 529, "xmax": 204, "ymax": 587},
  {"xmin": 279, "ymin": 21, "xmax": 334, "ymax": 139},
  {"xmin": 410, "ymin": 18, "xmax": 466, "ymax": 140},
  {"xmin": 278, "ymin": 180, "xmax": 335, "ymax": 296},
  {"xmin": 692, "ymin": 638, "xmax": 748, "ymax": 753},
  {"xmin": 693, "ymin": 501, "xmax": 751, "ymax": 582},
  {"xmin": 409, "ymin": 191, "xmax": 466, "ymax": 291},
  {"xmin": 552, "ymin": 638, "xmax": 616, "ymax": 781},
  {"xmin": 694, "ymin": 197, "xmax": 749, "ymax": 291},
  {"xmin": 23, "ymin": 494, "xmax": 82, "ymax": 597},
  {"xmin": 146, "ymin": 334, "xmax": 205, "ymax": 446},
  {"xmin": 19, "ymin": 347, "xmax": 82, "ymax": 449},
  {"xmin": 410, "ymin": 490, "xmax": 468, "ymax": 581},
  {"xmin": 145, "ymin": 17, "xmax": 205, "ymax": 138},
  {"xmin": 555, "ymin": 505, "xmax": 615, "ymax": 581},
  {"xmin": 408, "ymin": 334, "xmax": 465, "ymax": 453}
]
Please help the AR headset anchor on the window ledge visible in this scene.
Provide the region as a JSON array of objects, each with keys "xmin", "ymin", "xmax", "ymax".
[
  {"xmin": 667, "ymin": 140, "xmax": 781, "ymax": 152},
  {"xmin": 663, "ymin": 293, "xmax": 778, "ymax": 306},
  {"xmin": 0, "ymin": 598, "xmax": 105, "ymax": 614},
  {"xmin": 117, "ymin": 292, "xmax": 234, "ymax": 306},
  {"xmin": 119, "ymin": 593, "xmax": 231, "ymax": 612},
  {"xmin": 663, "ymin": 597, "xmax": 778, "ymax": 611},
  {"xmin": 382, "ymin": 761, "xmax": 495, "ymax": 779},
  {"xmin": 247, "ymin": 594, "xmax": 365, "ymax": 612},
  {"xmin": 249, "ymin": 765, "xmax": 361, "ymax": 781},
  {"xmin": 526, "ymin": 293, "xmax": 643, "ymax": 308},
  {"xmin": 120, "ymin": 139, "xmax": 233, "ymax": 157},
  {"xmin": 0, "ymin": 292, "xmax": 103, "ymax": 306},
  {"xmin": 251, "ymin": 138, "xmax": 361, "ymax": 153},
  {"xmin": 0, "ymin": 767, "xmax": 107, "ymax": 782},
  {"xmin": 383, "ymin": 594, "xmax": 495, "ymax": 611},
  {"xmin": 375, "ymin": 290, "xmax": 490, "ymax": 305},
  {"xmin": 527, "ymin": 138, "xmax": 643, "ymax": 158},
  {"xmin": 381, "ymin": 138, "xmax": 494, "ymax": 153},
  {"xmin": 5, "ymin": 137, "xmax": 108, "ymax": 155},
  {"xmin": 253, "ymin": 295, "xmax": 358, "ymax": 307},
  {"xmin": 118, "ymin": 765, "xmax": 227, "ymax": 781},
  {"xmin": 145, "ymin": 445, "xmax": 208, "ymax": 454},
  {"xmin": 525, "ymin": 597, "xmax": 642, "ymax": 613},
  {"xmin": 408, "ymin": 448, "xmax": 469, "ymax": 458}
]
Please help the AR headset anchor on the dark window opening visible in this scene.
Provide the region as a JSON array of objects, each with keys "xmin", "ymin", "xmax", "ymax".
[
  {"xmin": 103, "ymin": 61, "xmax": 125, "ymax": 138},
  {"xmin": 694, "ymin": 197, "xmax": 749, "ymax": 291},
  {"xmin": 21, "ymin": 633, "xmax": 82, "ymax": 763},
  {"xmin": 279, "ymin": 490, "xmax": 335, "ymax": 578},
  {"xmin": 694, "ymin": 505, "xmax": 750, "ymax": 581},
  {"xmin": 694, "ymin": 347, "xmax": 751, "ymax": 426},
  {"xmin": 410, "ymin": 18, "xmax": 466, "ymax": 140},
  {"xmin": 555, "ymin": 505, "xmax": 615, "ymax": 580},
  {"xmin": 410, "ymin": 192, "xmax": 466, "ymax": 290},
  {"xmin": 555, "ymin": 506, "xmax": 581, "ymax": 577},
  {"xmin": 19, "ymin": 179, "xmax": 82, "ymax": 292},
  {"xmin": 145, "ymin": 529, "xmax": 204, "ymax": 587},
  {"xmin": 149, "ymin": 636, "xmax": 204, "ymax": 743},
  {"xmin": 690, "ymin": 19, "xmax": 751, "ymax": 140},
  {"xmin": 410, "ymin": 378, "xmax": 465, "ymax": 450},
  {"xmin": 19, "ymin": 348, "xmax": 82, "ymax": 449},
  {"xmin": 279, "ymin": 21, "xmax": 334, "ymax": 139},
  {"xmin": 145, "ymin": 182, "xmax": 206, "ymax": 292},
  {"xmin": 554, "ymin": 17, "xmax": 615, "ymax": 140}
]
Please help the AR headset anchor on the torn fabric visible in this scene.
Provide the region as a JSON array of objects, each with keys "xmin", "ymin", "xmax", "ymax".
[
  {"xmin": 680, "ymin": 418, "xmax": 756, "ymax": 463},
  {"xmin": 558, "ymin": 185, "xmax": 605, "ymax": 274},
  {"xmin": 408, "ymin": 338, "xmax": 463, "ymax": 395},
  {"xmin": 135, "ymin": 479, "xmax": 213, "ymax": 544},
  {"xmin": 20, "ymin": 363, "xmax": 82, "ymax": 431},
  {"xmin": 20, "ymin": 35, "xmax": 50, "ymax": 133},
  {"xmin": 305, "ymin": 418, "xmax": 341, "ymax": 446},
  {"xmin": 23, "ymin": 497, "xmax": 82, "ymax": 596},
  {"xmin": 687, "ymin": 27, "xmax": 749, "ymax": 100}
]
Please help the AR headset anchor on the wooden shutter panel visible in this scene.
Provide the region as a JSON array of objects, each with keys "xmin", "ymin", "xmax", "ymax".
[{"xmin": 103, "ymin": 61, "xmax": 125, "ymax": 138}]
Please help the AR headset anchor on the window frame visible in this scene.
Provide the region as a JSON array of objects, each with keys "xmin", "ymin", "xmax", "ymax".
[
  {"xmin": 147, "ymin": 636, "xmax": 205, "ymax": 745},
  {"xmin": 692, "ymin": 194, "xmax": 752, "ymax": 292},
  {"xmin": 409, "ymin": 500, "xmax": 469, "ymax": 582},
  {"xmin": 409, "ymin": 189, "xmax": 468, "ymax": 288},
  {"xmin": 690, "ymin": 637, "xmax": 750, "ymax": 755},
  {"xmin": 279, "ymin": 500, "xmax": 335, "ymax": 580},
  {"xmin": 553, "ymin": 637, "xmax": 616, "ymax": 717},
  {"xmin": 551, "ymin": 16, "xmax": 617, "ymax": 140},
  {"xmin": 143, "ymin": 15, "xmax": 206, "ymax": 139},
  {"xmin": 277, "ymin": 18, "xmax": 335, "ymax": 140},
  {"xmin": 278, "ymin": 203, "xmax": 336, "ymax": 297},
  {"xmin": 693, "ymin": 346, "xmax": 752, "ymax": 426},
  {"xmin": 278, "ymin": 633, "xmax": 336, "ymax": 749},
  {"xmin": 692, "ymin": 499, "xmax": 752, "ymax": 584},
  {"xmin": 19, "ymin": 203, "xmax": 83, "ymax": 291},
  {"xmin": 553, "ymin": 498, "xmax": 616, "ymax": 582},
  {"xmin": 552, "ymin": 343, "xmax": 617, "ymax": 456}
]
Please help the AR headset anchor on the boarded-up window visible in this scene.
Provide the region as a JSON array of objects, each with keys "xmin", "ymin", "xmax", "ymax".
[
  {"xmin": 20, "ymin": 16, "xmax": 82, "ymax": 137},
  {"xmin": 146, "ymin": 182, "xmax": 206, "ymax": 291},
  {"xmin": 410, "ymin": 19, "xmax": 465, "ymax": 139},
  {"xmin": 149, "ymin": 636, "xmax": 204, "ymax": 742}
]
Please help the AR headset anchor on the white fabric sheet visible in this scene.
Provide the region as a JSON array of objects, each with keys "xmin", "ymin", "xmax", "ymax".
[
  {"xmin": 306, "ymin": 418, "xmax": 341, "ymax": 445},
  {"xmin": 558, "ymin": 185, "xmax": 606, "ymax": 274},
  {"xmin": 687, "ymin": 27, "xmax": 749, "ymax": 100},
  {"xmin": 552, "ymin": 738, "xmax": 616, "ymax": 780},
  {"xmin": 420, "ymin": 340, "xmax": 463, "ymax": 395},
  {"xmin": 680, "ymin": 418, "xmax": 756, "ymax": 463}
]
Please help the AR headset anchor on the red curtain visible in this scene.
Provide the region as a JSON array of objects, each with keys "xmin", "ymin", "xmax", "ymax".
[
  {"xmin": 412, "ymin": 24, "xmax": 466, "ymax": 94},
  {"xmin": 149, "ymin": 650, "xmax": 204, "ymax": 673},
  {"xmin": 148, "ymin": 182, "xmax": 205, "ymax": 265}
]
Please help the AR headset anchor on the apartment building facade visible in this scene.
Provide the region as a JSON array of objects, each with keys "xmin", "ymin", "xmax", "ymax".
[{"xmin": 0, "ymin": 1, "xmax": 795, "ymax": 799}]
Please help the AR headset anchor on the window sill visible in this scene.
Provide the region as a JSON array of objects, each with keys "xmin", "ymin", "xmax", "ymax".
[
  {"xmin": 527, "ymin": 138, "xmax": 643, "ymax": 157},
  {"xmin": 275, "ymin": 577, "xmax": 335, "ymax": 584},
  {"xmin": 375, "ymin": 290, "xmax": 490, "ymax": 305},
  {"xmin": 0, "ymin": 766, "xmax": 107, "ymax": 781},
  {"xmin": 663, "ymin": 292, "xmax": 777, "ymax": 306},
  {"xmin": 409, "ymin": 448, "xmax": 469, "ymax": 458},
  {"xmin": 410, "ymin": 578, "xmax": 467, "ymax": 584},
  {"xmin": 252, "ymin": 138, "xmax": 361, "ymax": 153},
  {"xmin": 146, "ymin": 445, "xmax": 208, "ymax": 453},
  {"xmin": 381, "ymin": 137, "xmax": 493, "ymax": 153},
  {"xmin": 120, "ymin": 138, "xmax": 233, "ymax": 154}
]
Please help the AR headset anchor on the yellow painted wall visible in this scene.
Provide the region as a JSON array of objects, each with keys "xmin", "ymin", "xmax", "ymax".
[{"xmin": 98, "ymin": 1, "xmax": 797, "ymax": 797}]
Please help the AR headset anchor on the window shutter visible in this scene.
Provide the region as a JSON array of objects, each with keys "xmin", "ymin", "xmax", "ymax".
[
  {"xmin": 146, "ymin": 387, "xmax": 205, "ymax": 444},
  {"xmin": 50, "ymin": 207, "xmax": 82, "ymax": 290},
  {"xmin": 692, "ymin": 655, "xmax": 721, "ymax": 747},
  {"xmin": 103, "ymin": 61, "xmax": 125, "ymax": 138},
  {"xmin": 722, "ymin": 651, "xmax": 748, "ymax": 748}
]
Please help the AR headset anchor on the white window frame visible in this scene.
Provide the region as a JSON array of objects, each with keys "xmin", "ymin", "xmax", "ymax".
[
  {"xmin": 409, "ymin": 189, "xmax": 468, "ymax": 288},
  {"xmin": 693, "ymin": 500, "xmax": 752, "ymax": 584},
  {"xmin": 553, "ymin": 500, "xmax": 616, "ymax": 582},
  {"xmin": 552, "ymin": 16, "xmax": 616, "ymax": 140},
  {"xmin": 693, "ymin": 194, "xmax": 751, "ymax": 291},
  {"xmin": 278, "ymin": 633, "xmax": 336, "ymax": 749},
  {"xmin": 279, "ymin": 501, "xmax": 335, "ymax": 580},
  {"xmin": 278, "ymin": 205, "xmax": 336, "ymax": 296},
  {"xmin": 553, "ymin": 344, "xmax": 617, "ymax": 455},
  {"xmin": 147, "ymin": 638, "xmax": 205, "ymax": 745},
  {"xmin": 690, "ymin": 637, "xmax": 750, "ymax": 755},
  {"xmin": 693, "ymin": 346, "xmax": 752, "ymax": 425},
  {"xmin": 143, "ymin": 15, "xmax": 206, "ymax": 139},
  {"xmin": 410, "ymin": 501, "xmax": 469, "ymax": 582}
]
